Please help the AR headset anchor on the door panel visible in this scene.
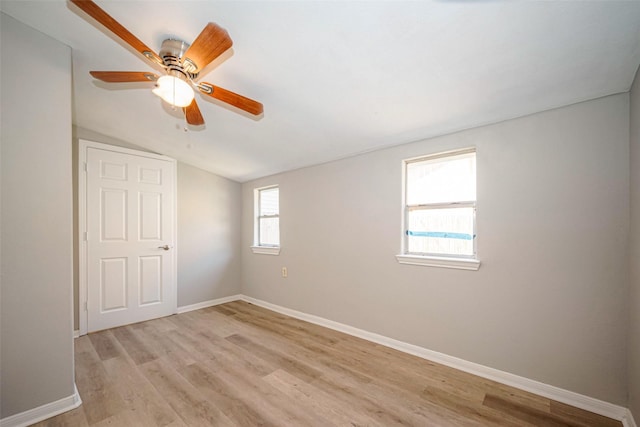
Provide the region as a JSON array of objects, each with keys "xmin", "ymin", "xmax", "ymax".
[
  {"xmin": 139, "ymin": 192, "xmax": 162, "ymax": 240},
  {"xmin": 100, "ymin": 257, "xmax": 127, "ymax": 311},
  {"xmin": 87, "ymin": 147, "xmax": 175, "ymax": 332},
  {"xmin": 101, "ymin": 189, "xmax": 127, "ymax": 241},
  {"xmin": 101, "ymin": 161, "xmax": 127, "ymax": 181},
  {"xmin": 139, "ymin": 167, "xmax": 162, "ymax": 185},
  {"xmin": 139, "ymin": 255, "xmax": 162, "ymax": 305}
]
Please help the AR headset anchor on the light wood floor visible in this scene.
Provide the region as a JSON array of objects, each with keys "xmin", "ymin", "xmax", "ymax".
[{"xmin": 35, "ymin": 301, "xmax": 621, "ymax": 426}]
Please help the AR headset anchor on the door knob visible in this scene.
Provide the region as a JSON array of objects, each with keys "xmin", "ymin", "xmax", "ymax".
[{"xmin": 158, "ymin": 245, "xmax": 170, "ymax": 251}]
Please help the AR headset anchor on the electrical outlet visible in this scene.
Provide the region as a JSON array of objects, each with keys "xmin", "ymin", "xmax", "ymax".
[{"xmin": 282, "ymin": 267, "xmax": 288, "ymax": 278}]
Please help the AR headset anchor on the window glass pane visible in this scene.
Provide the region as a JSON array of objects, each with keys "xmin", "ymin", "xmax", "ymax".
[
  {"xmin": 260, "ymin": 187, "xmax": 279, "ymax": 216},
  {"xmin": 407, "ymin": 207, "xmax": 474, "ymax": 256},
  {"xmin": 407, "ymin": 153, "xmax": 476, "ymax": 205},
  {"xmin": 259, "ymin": 217, "xmax": 280, "ymax": 246}
]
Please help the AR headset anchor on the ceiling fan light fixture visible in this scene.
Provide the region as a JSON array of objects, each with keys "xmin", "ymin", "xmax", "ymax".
[{"xmin": 152, "ymin": 75, "xmax": 194, "ymax": 107}]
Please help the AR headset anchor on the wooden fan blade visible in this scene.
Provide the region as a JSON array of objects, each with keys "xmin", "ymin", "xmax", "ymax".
[
  {"xmin": 183, "ymin": 99, "xmax": 205, "ymax": 126},
  {"xmin": 70, "ymin": 0, "xmax": 163, "ymax": 65},
  {"xmin": 198, "ymin": 83, "xmax": 263, "ymax": 116},
  {"xmin": 90, "ymin": 71, "xmax": 159, "ymax": 83},
  {"xmin": 182, "ymin": 23, "xmax": 233, "ymax": 73}
]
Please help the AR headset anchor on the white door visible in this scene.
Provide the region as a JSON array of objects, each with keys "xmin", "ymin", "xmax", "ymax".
[{"xmin": 85, "ymin": 145, "xmax": 176, "ymax": 332}]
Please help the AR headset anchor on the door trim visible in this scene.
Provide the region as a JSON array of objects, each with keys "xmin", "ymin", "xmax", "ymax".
[{"xmin": 78, "ymin": 139, "xmax": 177, "ymax": 336}]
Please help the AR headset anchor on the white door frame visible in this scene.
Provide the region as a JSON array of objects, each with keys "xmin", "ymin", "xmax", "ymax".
[{"xmin": 78, "ymin": 139, "xmax": 178, "ymax": 336}]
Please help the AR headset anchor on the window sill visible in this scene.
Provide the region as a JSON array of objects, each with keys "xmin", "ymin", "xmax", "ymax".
[
  {"xmin": 251, "ymin": 246, "xmax": 280, "ymax": 255},
  {"xmin": 395, "ymin": 254, "xmax": 480, "ymax": 271}
]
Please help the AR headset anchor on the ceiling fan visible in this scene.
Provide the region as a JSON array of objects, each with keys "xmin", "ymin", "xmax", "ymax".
[{"xmin": 70, "ymin": 0, "xmax": 263, "ymax": 126}]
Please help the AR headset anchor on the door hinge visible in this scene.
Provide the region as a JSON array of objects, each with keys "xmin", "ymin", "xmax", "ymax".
[
  {"xmin": 84, "ymin": 301, "xmax": 88, "ymax": 311},
  {"xmin": 83, "ymin": 231, "xmax": 88, "ymax": 241},
  {"xmin": 83, "ymin": 162, "xmax": 87, "ymax": 172}
]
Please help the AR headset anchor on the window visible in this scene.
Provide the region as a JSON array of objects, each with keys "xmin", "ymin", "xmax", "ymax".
[
  {"xmin": 396, "ymin": 148, "xmax": 480, "ymax": 270},
  {"xmin": 251, "ymin": 186, "xmax": 280, "ymax": 255}
]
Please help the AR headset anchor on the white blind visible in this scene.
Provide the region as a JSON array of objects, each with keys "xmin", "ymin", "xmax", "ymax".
[{"xmin": 260, "ymin": 187, "xmax": 279, "ymax": 216}]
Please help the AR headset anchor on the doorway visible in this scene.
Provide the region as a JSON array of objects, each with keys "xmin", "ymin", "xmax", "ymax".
[{"xmin": 79, "ymin": 140, "xmax": 177, "ymax": 334}]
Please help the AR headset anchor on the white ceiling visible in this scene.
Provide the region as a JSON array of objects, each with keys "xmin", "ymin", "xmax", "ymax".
[{"xmin": 2, "ymin": 1, "xmax": 640, "ymax": 182}]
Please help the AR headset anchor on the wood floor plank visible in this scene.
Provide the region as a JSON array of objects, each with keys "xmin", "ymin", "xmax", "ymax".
[
  {"xmin": 209, "ymin": 304, "xmax": 237, "ymax": 317},
  {"xmin": 421, "ymin": 385, "xmax": 529, "ymax": 426},
  {"xmin": 489, "ymin": 386, "xmax": 552, "ymax": 414},
  {"xmin": 168, "ymin": 327, "xmax": 277, "ymax": 378},
  {"xmin": 74, "ymin": 341, "xmax": 127, "ymax": 425},
  {"xmin": 178, "ymin": 362, "xmax": 278, "ymax": 426},
  {"xmin": 222, "ymin": 314, "xmax": 377, "ymax": 385},
  {"xmin": 223, "ymin": 301, "xmax": 345, "ymax": 348},
  {"xmin": 74, "ymin": 334, "xmax": 95, "ymax": 354},
  {"xmin": 187, "ymin": 308, "xmax": 254, "ymax": 338},
  {"xmin": 196, "ymin": 354, "xmax": 338, "ymax": 426},
  {"xmin": 146, "ymin": 316, "xmax": 180, "ymax": 333},
  {"xmin": 139, "ymin": 358, "xmax": 235, "ymax": 426},
  {"xmin": 111, "ymin": 325, "xmax": 158, "ymax": 365},
  {"xmin": 133, "ymin": 320, "xmax": 199, "ymax": 369},
  {"xmin": 41, "ymin": 303, "xmax": 622, "ymax": 426},
  {"xmin": 102, "ymin": 355, "xmax": 185, "ymax": 427},
  {"xmin": 309, "ymin": 366, "xmax": 459, "ymax": 426},
  {"xmin": 88, "ymin": 330, "xmax": 121, "ymax": 361},
  {"xmin": 30, "ymin": 405, "xmax": 89, "ymax": 427},
  {"xmin": 483, "ymin": 393, "xmax": 601, "ymax": 427},
  {"xmin": 226, "ymin": 333, "xmax": 324, "ymax": 383},
  {"xmin": 238, "ymin": 329, "xmax": 372, "ymax": 385},
  {"xmin": 263, "ymin": 368, "xmax": 384, "ymax": 427},
  {"xmin": 91, "ymin": 408, "xmax": 169, "ymax": 427},
  {"xmin": 550, "ymin": 400, "xmax": 623, "ymax": 427}
]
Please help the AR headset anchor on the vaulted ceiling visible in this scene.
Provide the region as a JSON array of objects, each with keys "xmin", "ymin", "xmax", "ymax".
[{"xmin": 2, "ymin": 1, "xmax": 640, "ymax": 182}]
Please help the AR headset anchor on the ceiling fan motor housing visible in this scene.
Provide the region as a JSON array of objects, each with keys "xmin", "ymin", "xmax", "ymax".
[{"xmin": 159, "ymin": 39, "xmax": 198, "ymax": 81}]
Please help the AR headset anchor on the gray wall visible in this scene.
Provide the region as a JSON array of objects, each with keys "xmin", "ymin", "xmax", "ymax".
[
  {"xmin": 242, "ymin": 94, "xmax": 630, "ymax": 404},
  {"xmin": 629, "ymin": 67, "xmax": 640, "ymax": 419},
  {"xmin": 71, "ymin": 128, "xmax": 242, "ymax": 328},
  {"xmin": 177, "ymin": 163, "xmax": 242, "ymax": 307},
  {"xmin": 1, "ymin": 13, "xmax": 75, "ymax": 418}
]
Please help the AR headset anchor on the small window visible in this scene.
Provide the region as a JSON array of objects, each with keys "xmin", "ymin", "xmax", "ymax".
[
  {"xmin": 397, "ymin": 148, "xmax": 479, "ymax": 270},
  {"xmin": 252, "ymin": 186, "xmax": 280, "ymax": 255}
]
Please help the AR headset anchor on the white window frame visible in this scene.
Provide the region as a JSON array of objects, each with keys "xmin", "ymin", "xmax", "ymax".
[
  {"xmin": 396, "ymin": 148, "xmax": 480, "ymax": 270},
  {"xmin": 251, "ymin": 185, "xmax": 280, "ymax": 255}
]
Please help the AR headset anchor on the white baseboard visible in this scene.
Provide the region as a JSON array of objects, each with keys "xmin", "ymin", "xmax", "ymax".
[
  {"xmin": 73, "ymin": 329, "xmax": 80, "ymax": 339},
  {"xmin": 239, "ymin": 295, "xmax": 629, "ymax": 423},
  {"xmin": 0, "ymin": 384, "xmax": 81, "ymax": 427},
  {"xmin": 177, "ymin": 294, "xmax": 242, "ymax": 314},
  {"xmin": 623, "ymin": 408, "xmax": 638, "ymax": 427}
]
